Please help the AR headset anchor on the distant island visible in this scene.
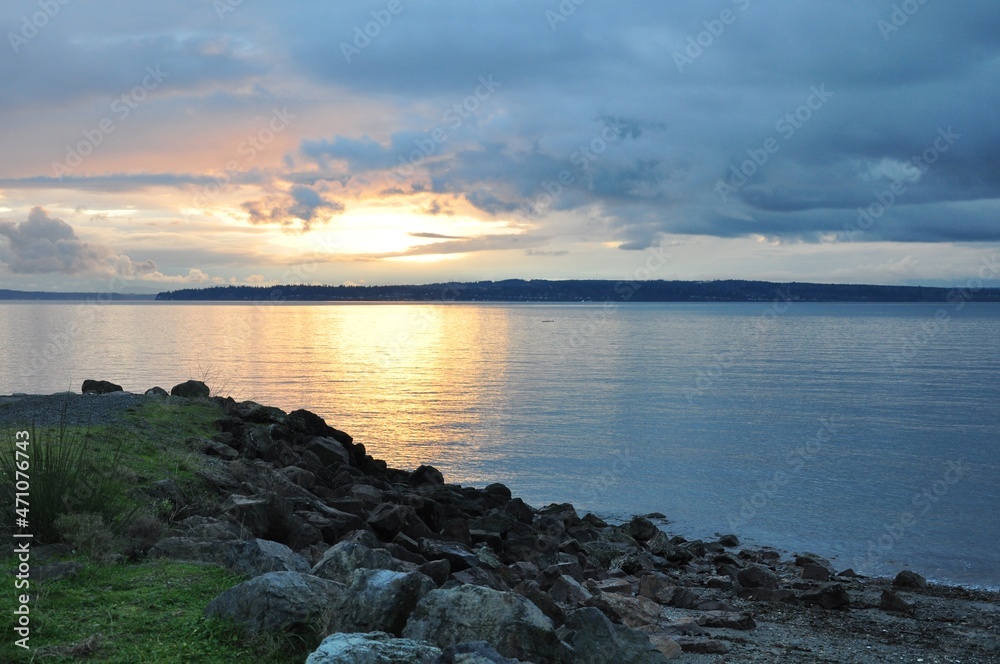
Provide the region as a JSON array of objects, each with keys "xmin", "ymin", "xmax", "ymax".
[
  {"xmin": 0, "ymin": 289, "xmax": 156, "ymax": 301},
  {"xmin": 4, "ymin": 280, "xmax": 1000, "ymax": 303},
  {"xmin": 156, "ymin": 279, "xmax": 1000, "ymax": 303}
]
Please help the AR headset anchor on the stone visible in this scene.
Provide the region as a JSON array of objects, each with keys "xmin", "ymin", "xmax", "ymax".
[
  {"xmin": 675, "ymin": 638, "xmax": 728, "ymax": 654},
  {"xmin": 718, "ymin": 534, "xmax": 740, "ymax": 547},
  {"xmin": 549, "ymin": 574, "xmax": 593, "ymax": 606},
  {"xmin": 306, "ymin": 631, "xmax": 440, "ymax": 664},
  {"xmin": 483, "ymin": 483, "xmax": 513, "ymax": 501},
  {"xmin": 202, "ymin": 439, "xmax": 240, "ymax": 460},
  {"xmin": 369, "ymin": 504, "xmax": 424, "ymax": 540},
  {"xmin": 170, "ymin": 379, "xmax": 210, "ymax": 398},
  {"xmin": 205, "ymin": 571, "xmax": 344, "ymax": 636},
  {"xmin": 409, "ymin": 465, "xmax": 445, "ymax": 488},
  {"xmin": 594, "ymin": 578, "xmax": 633, "ymax": 595},
  {"xmin": 311, "ymin": 541, "xmax": 408, "ymax": 583},
  {"xmin": 638, "ymin": 572, "xmax": 674, "ymax": 603},
  {"xmin": 149, "ymin": 537, "xmax": 234, "ymax": 565},
  {"xmin": 624, "ymin": 516, "xmax": 659, "ymax": 542},
  {"xmin": 403, "ymin": 585, "xmax": 562, "ymax": 663},
  {"xmin": 434, "ymin": 641, "xmax": 519, "ymax": 663},
  {"xmin": 419, "ymin": 539, "xmax": 480, "ymax": 572},
  {"xmin": 306, "ymin": 436, "xmax": 351, "ymax": 467},
  {"xmin": 697, "ymin": 611, "xmax": 756, "ymax": 630},
  {"xmin": 561, "ymin": 607, "xmax": 673, "ymax": 664},
  {"xmin": 419, "ymin": 559, "xmax": 451, "ymax": 586},
  {"xmin": 173, "ymin": 516, "xmax": 243, "ymax": 541},
  {"xmin": 893, "ymin": 570, "xmax": 928, "ymax": 589},
  {"xmin": 330, "ymin": 568, "xmax": 437, "ymax": 636},
  {"xmin": 279, "ymin": 466, "xmax": 317, "ymax": 491},
  {"xmin": 739, "ymin": 587, "xmax": 796, "ymax": 602},
  {"xmin": 512, "ymin": 580, "xmax": 566, "ymax": 627},
  {"xmin": 82, "ymin": 379, "xmax": 123, "ymax": 394},
  {"xmin": 144, "ymin": 386, "xmax": 169, "ymax": 397},
  {"xmin": 799, "ymin": 583, "xmax": 850, "ymax": 610},
  {"xmin": 737, "ymin": 564, "xmax": 779, "ymax": 589},
  {"xmin": 880, "ymin": 589, "xmax": 916, "ymax": 615},
  {"xmin": 220, "ymin": 492, "xmax": 293, "ymax": 542},
  {"xmin": 801, "ymin": 563, "xmax": 831, "ymax": 581},
  {"xmin": 225, "ymin": 538, "xmax": 311, "ymax": 577}
]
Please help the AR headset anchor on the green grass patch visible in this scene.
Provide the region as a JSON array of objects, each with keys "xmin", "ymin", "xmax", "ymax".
[{"xmin": 0, "ymin": 557, "xmax": 316, "ymax": 663}]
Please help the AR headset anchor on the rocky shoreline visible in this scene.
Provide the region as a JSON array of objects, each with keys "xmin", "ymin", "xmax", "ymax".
[{"xmin": 4, "ymin": 383, "xmax": 999, "ymax": 663}]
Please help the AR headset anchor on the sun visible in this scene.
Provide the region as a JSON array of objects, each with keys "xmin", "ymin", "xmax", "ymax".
[{"xmin": 281, "ymin": 199, "xmax": 520, "ymax": 260}]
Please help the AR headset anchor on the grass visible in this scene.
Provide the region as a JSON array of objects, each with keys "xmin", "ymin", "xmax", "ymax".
[
  {"xmin": 0, "ymin": 557, "xmax": 317, "ymax": 663},
  {"xmin": 0, "ymin": 396, "xmax": 324, "ymax": 661},
  {"xmin": 0, "ymin": 398, "xmax": 225, "ymax": 544}
]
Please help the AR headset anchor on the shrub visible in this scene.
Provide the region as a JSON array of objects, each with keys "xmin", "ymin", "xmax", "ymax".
[
  {"xmin": 0, "ymin": 417, "xmax": 139, "ymax": 545},
  {"xmin": 54, "ymin": 513, "xmax": 116, "ymax": 559}
]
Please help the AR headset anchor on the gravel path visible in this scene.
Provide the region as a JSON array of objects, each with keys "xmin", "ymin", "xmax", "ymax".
[{"xmin": 0, "ymin": 392, "xmax": 157, "ymax": 428}]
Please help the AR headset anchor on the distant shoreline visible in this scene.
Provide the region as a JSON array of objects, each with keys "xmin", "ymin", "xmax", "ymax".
[{"xmin": 4, "ymin": 279, "xmax": 1000, "ymax": 303}]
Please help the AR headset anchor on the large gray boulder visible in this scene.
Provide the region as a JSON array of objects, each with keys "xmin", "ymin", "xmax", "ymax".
[
  {"xmin": 205, "ymin": 571, "xmax": 344, "ymax": 636},
  {"xmin": 226, "ymin": 538, "xmax": 311, "ymax": 577},
  {"xmin": 306, "ymin": 632, "xmax": 441, "ymax": 664},
  {"xmin": 403, "ymin": 585, "xmax": 562, "ymax": 662},
  {"xmin": 312, "ymin": 541, "xmax": 409, "ymax": 583},
  {"xmin": 561, "ymin": 607, "xmax": 675, "ymax": 663},
  {"xmin": 329, "ymin": 568, "xmax": 437, "ymax": 636}
]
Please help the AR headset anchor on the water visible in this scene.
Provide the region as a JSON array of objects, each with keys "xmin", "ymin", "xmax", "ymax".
[{"xmin": 1, "ymin": 301, "xmax": 998, "ymax": 588}]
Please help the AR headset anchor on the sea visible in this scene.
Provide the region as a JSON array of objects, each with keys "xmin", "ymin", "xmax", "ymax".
[{"xmin": 1, "ymin": 300, "xmax": 997, "ymax": 589}]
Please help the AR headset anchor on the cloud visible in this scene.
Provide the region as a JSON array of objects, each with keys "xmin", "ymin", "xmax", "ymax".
[
  {"xmin": 0, "ymin": 207, "xmax": 118, "ymax": 275},
  {"xmin": 409, "ymin": 232, "xmax": 466, "ymax": 240},
  {"xmin": 242, "ymin": 184, "xmax": 344, "ymax": 231}
]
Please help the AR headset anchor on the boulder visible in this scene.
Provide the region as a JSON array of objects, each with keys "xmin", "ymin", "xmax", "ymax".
[
  {"xmin": 170, "ymin": 379, "xmax": 210, "ymax": 398},
  {"xmin": 225, "ymin": 538, "xmax": 311, "ymax": 577},
  {"xmin": 82, "ymin": 379, "xmax": 123, "ymax": 395},
  {"xmin": 561, "ymin": 607, "xmax": 674, "ymax": 663},
  {"xmin": 892, "ymin": 570, "xmax": 928, "ymax": 589},
  {"xmin": 220, "ymin": 492, "xmax": 293, "ymax": 542},
  {"xmin": 624, "ymin": 516, "xmax": 658, "ymax": 542},
  {"xmin": 799, "ymin": 583, "xmax": 850, "ymax": 610},
  {"xmin": 549, "ymin": 574, "xmax": 593, "ymax": 607},
  {"xmin": 306, "ymin": 632, "xmax": 440, "ymax": 664},
  {"xmin": 418, "ymin": 539, "xmax": 480, "ymax": 572},
  {"xmin": 369, "ymin": 504, "xmax": 427, "ymax": 540},
  {"xmin": 204, "ymin": 571, "xmax": 344, "ymax": 635},
  {"xmin": 434, "ymin": 641, "xmax": 519, "ymax": 663},
  {"xmin": 311, "ymin": 541, "xmax": 408, "ymax": 583},
  {"xmin": 330, "ymin": 568, "xmax": 436, "ymax": 636},
  {"xmin": 403, "ymin": 585, "xmax": 563, "ymax": 662},
  {"xmin": 737, "ymin": 564, "xmax": 779, "ymax": 589},
  {"xmin": 409, "ymin": 465, "xmax": 445, "ymax": 488},
  {"xmin": 306, "ymin": 436, "xmax": 351, "ymax": 467},
  {"xmin": 144, "ymin": 386, "xmax": 169, "ymax": 397},
  {"xmin": 879, "ymin": 589, "xmax": 916, "ymax": 615},
  {"xmin": 717, "ymin": 534, "xmax": 740, "ymax": 547}
]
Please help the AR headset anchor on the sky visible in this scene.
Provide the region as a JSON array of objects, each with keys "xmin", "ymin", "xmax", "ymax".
[{"xmin": 1, "ymin": 0, "xmax": 999, "ymax": 293}]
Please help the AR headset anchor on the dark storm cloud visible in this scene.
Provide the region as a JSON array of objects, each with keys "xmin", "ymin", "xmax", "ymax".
[
  {"xmin": 285, "ymin": 0, "xmax": 1000, "ymax": 247},
  {"xmin": 2, "ymin": 0, "xmax": 999, "ymax": 254}
]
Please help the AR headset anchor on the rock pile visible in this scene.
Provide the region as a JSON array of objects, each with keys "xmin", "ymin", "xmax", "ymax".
[{"xmin": 114, "ymin": 382, "xmax": 906, "ymax": 661}]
